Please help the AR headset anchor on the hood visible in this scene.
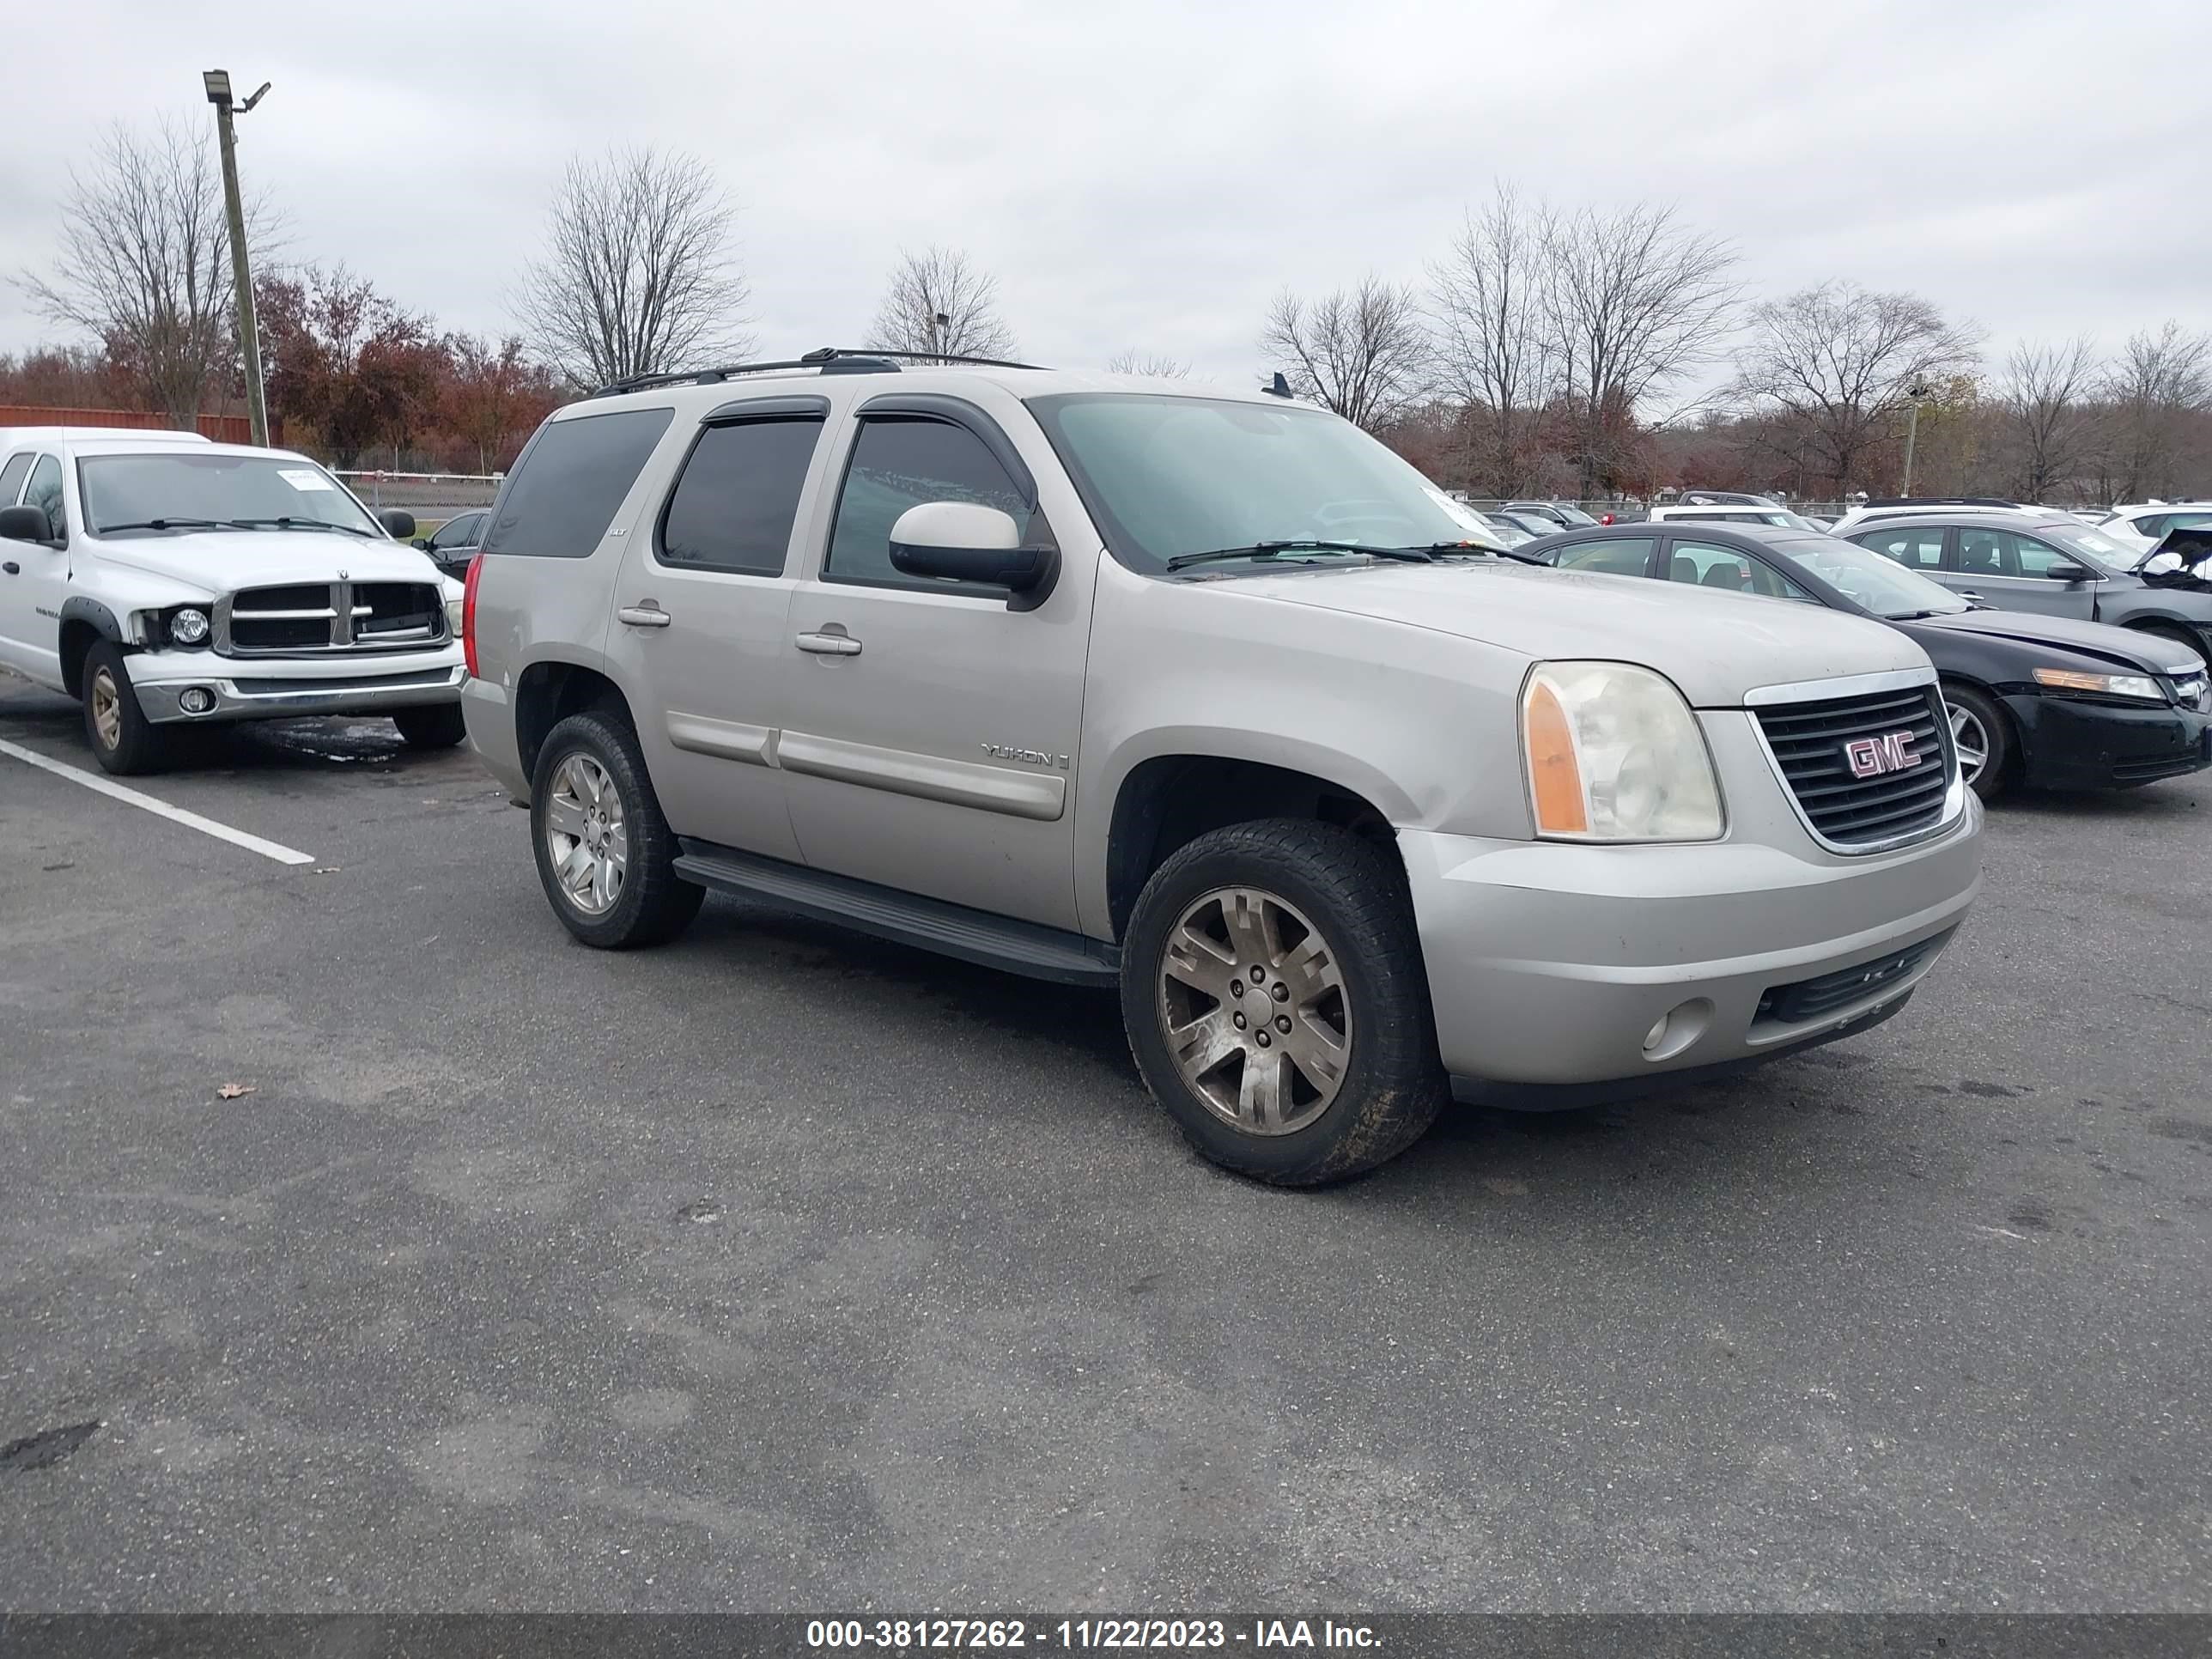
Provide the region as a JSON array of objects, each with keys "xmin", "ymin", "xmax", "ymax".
[
  {"xmin": 1911, "ymin": 608, "xmax": 2203, "ymax": 675},
  {"xmin": 1218, "ymin": 561, "xmax": 1926, "ymax": 707},
  {"xmin": 91, "ymin": 531, "xmax": 444, "ymax": 594}
]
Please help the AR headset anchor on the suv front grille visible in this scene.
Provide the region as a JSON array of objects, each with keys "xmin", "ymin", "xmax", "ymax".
[
  {"xmin": 1753, "ymin": 684, "xmax": 1954, "ymax": 851},
  {"xmin": 220, "ymin": 581, "xmax": 447, "ymax": 657}
]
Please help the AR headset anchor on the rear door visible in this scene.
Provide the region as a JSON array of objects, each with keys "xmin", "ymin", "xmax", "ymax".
[
  {"xmin": 776, "ymin": 392, "xmax": 1098, "ymax": 930},
  {"xmin": 605, "ymin": 397, "xmax": 834, "ymax": 863},
  {"xmin": 1947, "ymin": 526, "xmax": 2098, "ymax": 619}
]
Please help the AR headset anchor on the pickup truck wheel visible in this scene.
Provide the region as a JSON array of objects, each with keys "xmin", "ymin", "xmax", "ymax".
[
  {"xmin": 1122, "ymin": 819, "xmax": 1446, "ymax": 1186},
  {"xmin": 82, "ymin": 641, "xmax": 164, "ymax": 775},
  {"xmin": 531, "ymin": 710, "xmax": 703, "ymax": 949},
  {"xmin": 393, "ymin": 703, "xmax": 467, "ymax": 749}
]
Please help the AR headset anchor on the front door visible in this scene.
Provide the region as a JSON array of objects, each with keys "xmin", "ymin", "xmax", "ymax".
[
  {"xmin": 778, "ymin": 400, "xmax": 1097, "ymax": 931},
  {"xmin": 1947, "ymin": 526, "xmax": 2099, "ymax": 620},
  {"xmin": 0, "ymin": 454, "xmax": 72, "ymax": 683},
  {"xmin": 606, "ymin": 404, "xmax": 836, "ymax": 865}
]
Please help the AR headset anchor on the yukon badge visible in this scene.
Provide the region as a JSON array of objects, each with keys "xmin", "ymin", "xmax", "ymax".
[
  {"xmin": 981, "ymin": 742, "xmax": 1071, "ymax": 770},
  {"xmin": 1844, "ymin": 731, "xmax": 1921, "ymax": 779}
]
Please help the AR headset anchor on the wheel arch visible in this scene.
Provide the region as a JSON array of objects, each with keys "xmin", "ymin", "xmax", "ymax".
[
  {"xmin": 57, "ymin": 598, "xmax": 125, "ymax": 700},
  {"xmin": 514, "ymin": 655, "xmax": 637, "ymax": 783}
]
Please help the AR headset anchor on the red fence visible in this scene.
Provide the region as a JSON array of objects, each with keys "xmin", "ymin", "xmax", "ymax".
[{"xmin": 0, "ymin": 405, "xmax": 282, "ymax": 445}]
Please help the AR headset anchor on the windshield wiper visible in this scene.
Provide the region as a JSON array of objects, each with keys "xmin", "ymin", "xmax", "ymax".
[
  {"xmin": 95, "ymin": 518, "xmax": 229, "ymax": 533},
  {"xmin": 227, "ymin": 516, "xmax": 376, "ymax": 537},
  {"xmin": 1401, "ymin": 540, "xmax": 1550, "ymax": 566},
  {"xmin": 1167, "ymin": 539, "xmax": 1442, "ymax": 571}
]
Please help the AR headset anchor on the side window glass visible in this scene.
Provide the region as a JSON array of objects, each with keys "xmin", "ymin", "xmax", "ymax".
[
  {"xmin": 0, "ymin": 453, "xmax": 32, "ymax": 505},
  {"xmin": 825, "ymin": 417, "xmax": 1032, "ymax": 587},
  {"xmin": 480, "ymin": 408, "xmax": 676, "ymax": 559},
  {"xmin": 1954, "ymin": 528, "xmax": 2016, "ymax": 578},
  {"xmin": 431, "ymin": 513, "xmax": 481, "ymax": 550},
  {"xmin": 23, "ymin": 455, "xmax": 64, "ymax": 539},
  {"xmin": 658, "ymin": 418, "xmax": 825, "ymax": 577},
  {"xmin": 1551, "ymin": 537, "xmax": 1654, "ymax": 577},
  {"xmin": 2013, "ymin": 538, "xmax": 2071, "ymax": 578},
  {"xmin": 1852, "ymin": 528, "xmax": 1944, "ymax": 568},
  {"xmin": 1667, "ymin": 540, "xmax": 1814, "ymax": 600}
]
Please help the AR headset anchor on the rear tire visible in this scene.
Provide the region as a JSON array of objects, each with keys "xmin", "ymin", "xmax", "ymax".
[
  {"xmin": 1121, "ymin": 819, "xmax": 1447, "ymax": 1186},
  {"xmin": 530, "ymin": 710, "xmax": 703, "ymax": 949},
  {"xmin": 1942, "ymin": 682, "xmax": 2014, "ymax": 801},
  {"xmin": 394, "ymin": 703, "xmax": 467, "ymax": 749},
  {"xmin": 82, "ymin": 641, "xmax": 164, "ymax": 775}
]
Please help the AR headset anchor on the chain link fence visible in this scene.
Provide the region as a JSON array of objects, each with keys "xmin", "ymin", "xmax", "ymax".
[{"xmin": 334, "ymin": 471, "xmax": 502, "ymax": 521}]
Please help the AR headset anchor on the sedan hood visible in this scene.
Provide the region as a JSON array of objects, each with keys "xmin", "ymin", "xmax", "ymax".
[
  {"xmin": 1221, "ymin": 561, "xmax": 1926, "ymax": 707},
  {"xmin": 1915, "ymin": 608, "xmax": 2204, "ymax": 676},
  {"xmin": 92, "ymin": 531, "xmax": 443, "ymax": 594}
]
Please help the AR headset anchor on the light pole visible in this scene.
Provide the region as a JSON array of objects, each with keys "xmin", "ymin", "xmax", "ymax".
[
  {"xmin": 1899, "ymin": 381, "xmax": 1932, "ymax": 499},
  {"xmin": 932, "ymin": 310, "xmax": 951, "ymax": 362},
  {"xmin": 204, "ymin": 70, "xmax": 272, "ymax": 447}
]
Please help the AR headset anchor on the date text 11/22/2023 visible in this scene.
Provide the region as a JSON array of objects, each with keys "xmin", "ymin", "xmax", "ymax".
[{"xmin": 805, "ymin": 1619, "xmax": 1380, "ymax": 1650}]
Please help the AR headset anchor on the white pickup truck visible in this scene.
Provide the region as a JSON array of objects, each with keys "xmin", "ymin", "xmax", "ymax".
[{"xmin": 0, "ymin": 427, "xmax": 466, "ymax": 773}]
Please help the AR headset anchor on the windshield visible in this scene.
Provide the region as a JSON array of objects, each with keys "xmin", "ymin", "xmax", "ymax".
[
  {"xmin": 78, "ymin": 453, "xmax": 380, "ymax": 538},
  {"xmin": 1764, "ymin": 535, "xmax": 1970, "ymax": 618},
  {"xmin": 2038, "ymin": 522, "xmax": 2142, "ymax": 572},
  {"xmin": 1025, "ymin": 394, "xmax": 1501, "ymax": 572}
]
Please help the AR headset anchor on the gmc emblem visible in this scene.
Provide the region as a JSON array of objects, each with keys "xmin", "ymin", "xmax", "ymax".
[{"xmin": 1844, "ymin": 731, "xmax": 1921, "ymax": 779}]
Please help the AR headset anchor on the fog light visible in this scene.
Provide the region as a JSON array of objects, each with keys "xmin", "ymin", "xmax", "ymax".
[
  {"xmin": 179, "ymin": 686, "xmax": 216, "ymax": 715},
  {"xmin": 170, "ymin": 607, "xmax": 210, "ymax": 645},
  {"xmin": 1644, "ymin": 1015, "xmax": 1669, "ymax": 1050},
  {"xmin": 1641, "ymin": 998, "xmax": 1714, "ymax": 1061}
]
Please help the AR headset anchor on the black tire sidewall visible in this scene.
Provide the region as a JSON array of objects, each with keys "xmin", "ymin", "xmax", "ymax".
[
  {"xmin": 1943, "ymin": 682, "xmax": 2012, "ymax": 800},
  {"xmin": 1121, "ymin": 819, "xmax": 1445, "ymax": 1186},
  {"xmin": 82, "ymin": 641, "xmax": 161, "ymax": 775},
  {"xmin": 529, "ymin": 711, "xmax": 702, "ymax": 949}
]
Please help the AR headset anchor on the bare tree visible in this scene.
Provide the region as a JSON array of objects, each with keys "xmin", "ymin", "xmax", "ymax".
[
  {"xmin": 867, "ymin": 248, "xmax": 1018, "ymax": 361},
  {"xmin": 515, "ymin": 148, "xmax": 751, "ymax": 388},
  {"xmin": 17, "ymin": 118, "xmax": 259, "ymax": 425},
  {"xmin": 1261, "ymin": 276, "xmax": 1430, "ymax": 431},
  {"xmin": 1106, "ymin": 349, "xmax": 1188, "ymax": 377},
  {"xmin": 1543, "ymin": 203, "xmax": 1740, "ymax": 493},
  {"xmin": 1428, "ymin": 183, "xmax": 1553, "ymax": 494},
  {"xmin": 1731, "ymin": 281, "xmax": 1983, "ymax": 495},
  {"xmin": 2102, "ymin": 321, "xmax": 2212, "ymax": 501},
  {"xmin": 1995, "ymin": 337, "xmax": 2102, "ymax": 501}
]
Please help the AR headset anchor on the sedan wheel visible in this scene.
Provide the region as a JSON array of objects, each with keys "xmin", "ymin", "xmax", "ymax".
[
  {"xmin": 1947, "ymin": 698, "xmax": 1990, "ymax": 787},
  {"xmin": 543, "ymin": 752, "xmax": 628, "ymax": 915}
]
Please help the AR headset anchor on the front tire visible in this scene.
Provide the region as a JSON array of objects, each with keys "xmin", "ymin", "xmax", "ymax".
[
  {"xmin": 1943, "ymin": 682, "xmax": 2014, "ymax": 801},
  {"xmin": 393, "ymin": 703, "xmax": 467, "ymax": 749},
  {"xmin": 530, "ymin": 710, "xmax": 703, "ymax": 949},
  {"xmin": 1121, "ymin": 819, "xmax": 1447, "ymax": 1186},
  {"xmin": 82, "ymin": 641, "xmax": 164, "ymax": 775}
]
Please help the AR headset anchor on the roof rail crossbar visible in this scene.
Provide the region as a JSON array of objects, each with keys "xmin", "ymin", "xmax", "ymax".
[{"xmin": 588, "ymin": 346, "xmax": 1048, "ymax": 399}]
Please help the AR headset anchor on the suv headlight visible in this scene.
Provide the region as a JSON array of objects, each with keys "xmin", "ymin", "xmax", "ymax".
[
  {"xmin": 1522, "ymin": 661, "xmax": 1724, "ymax": 842},
  {"xmin": 2032, "ymin": 667, "xmax": 2165, "ymax": 702}
]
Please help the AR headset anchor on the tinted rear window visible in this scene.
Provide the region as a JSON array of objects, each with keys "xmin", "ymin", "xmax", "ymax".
[
  {"xmin": 481, "ymin": 407, "xmax": 674, "ymax": 559},
  {"xmin": 657, "ymin": 417, "xmax": 823, "ymax": 576}
]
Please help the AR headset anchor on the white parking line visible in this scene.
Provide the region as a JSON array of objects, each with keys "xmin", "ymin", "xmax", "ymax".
[{"xmin": 0, "ymin": 738, "xmax": 318, "ymax": 866}]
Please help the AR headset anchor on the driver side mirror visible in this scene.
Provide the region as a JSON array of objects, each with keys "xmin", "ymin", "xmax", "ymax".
[
  {"xmin": 888, "ymin": 502, "xmax": 1058, "ymax": 607},
  {"xmin": 2044, "ymin": 560, "xmax": 2094, "ymax": 582},
  {"xmin": 378, "ymin": 508, "xmax": 417, "ymax": 539},
  {"xmin": 0, "ymin": 504, "xmax": 49, "ymax": 544}
]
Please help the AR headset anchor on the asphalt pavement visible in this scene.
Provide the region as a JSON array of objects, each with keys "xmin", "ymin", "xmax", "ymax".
[{"xmin": 1, "ymin": 672, "xmax": 2207, "ymax": 1613}]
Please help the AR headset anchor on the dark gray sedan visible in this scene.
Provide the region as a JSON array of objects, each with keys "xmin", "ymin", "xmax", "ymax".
[{"xmin": 1840, "ymin": 511, "xmax": 2212, "ymax": 666}]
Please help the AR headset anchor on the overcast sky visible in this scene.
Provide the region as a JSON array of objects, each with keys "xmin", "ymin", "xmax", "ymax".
[{"xmin": 5, "ymin": 0, "xmax": 2208, "ymax": 388}]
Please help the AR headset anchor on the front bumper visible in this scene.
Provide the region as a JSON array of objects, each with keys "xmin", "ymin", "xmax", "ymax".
[
  {"xmin": 2004, "ymin": 692, "xmax": 2212, "ymax": 790},
  {"xmin": 1401, "ymin": 795, "xmax": 1982, "ymax": 1104},
  {"xmin": 130, "ymin": 646, "xmax": 466, "ymax": 725}
]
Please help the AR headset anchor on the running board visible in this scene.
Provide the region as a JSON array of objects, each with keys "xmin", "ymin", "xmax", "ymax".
[{"xmin": 674, "ymin": 842, "xmax": 1121, "ymax": 988}]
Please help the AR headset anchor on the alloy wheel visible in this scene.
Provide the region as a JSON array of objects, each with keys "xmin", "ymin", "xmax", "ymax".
[
  {"xmin": 1156, "ymin": 885, "xmax": 1352, "ymax": 1135},
  {"xmin": 1946, "ymin": 698, "xmax": 1989, "ymax": 787},
  {"xmin": 89, "ymin": 668, "xmax": 123, "ymax": 752},
  {"xmin": 544, "ymin": 753, "xmax": 629, "ymax": 915}
]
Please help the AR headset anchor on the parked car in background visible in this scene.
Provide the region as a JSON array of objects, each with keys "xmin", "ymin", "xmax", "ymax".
[
  {"xmin": 1503, "ymin": 500, "xmax": 1601, "ymax": 529},
  {"xmin": 0, "ymin": 427, "xmax": 467, "ymax": 773},
  {"xmin": 1521, "ymin": 520, "xmax": 2212, "ymax": 799},
  {"xmin": 461, "ymin": 350, "xmax": 1979, "ymax": 1184},
  {"xmin": 1492, "ymin": 507, "xmax": 1575, "ymax": 539},
  {"xmin": 1672, "ymin": 490, "xmax": 1782, "ymax": 507},
  {"xmin": 1839, "ymin": 511, "xmax": 2212, "ymax": 666},
  {"xmin": 1471, "ymin": 510, "xmax": 1539, "ymax": 547},
  {"xmin": 2099, "ymin": 501, "xmax": 2212, "ymax": 544},
  {"xmin": 1831, "ymin": 498, "xmax": 2039, "ymax": 535},
  {"xmin": 414, "ymin": 508, "xmax": 487, "ymax": 579},
  {"xmin": 1646, "ymin": 503, "xmax": 1830, "ymax": 532}
]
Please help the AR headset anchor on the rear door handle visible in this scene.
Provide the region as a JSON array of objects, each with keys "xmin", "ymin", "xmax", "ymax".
[
  {"xmin": 1, "ymin": 562, "xmax": 18, "ymax": 575},
  {"xmin": 617, "ymin": 604, "xmax": 672, "ymax": 629},
  {"xmin": 795, "ymin": 630, "xmax": 861, "ymax": 657}
]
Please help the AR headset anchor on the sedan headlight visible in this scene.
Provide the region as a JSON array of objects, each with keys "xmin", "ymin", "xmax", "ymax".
[
  {"xmin": 1522, "ymin": 661, "xmax": 1723, "ymax": 841},
  {"xmin": 2033, "ymin": 667, "xmax": 2165, "ymax": 702}
]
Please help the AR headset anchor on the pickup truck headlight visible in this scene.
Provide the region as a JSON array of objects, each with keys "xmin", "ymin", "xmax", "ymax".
[
  {"xmin": 2033, "ymin": 667, "xmax": 2165, "ymax": 702},
  {"xmin": 168, "ymin": 606, "xmax": 211, "ymax": 646},
  {"xmin": 1522, "ymin": 662, "xmax": 1723, "ymax": 842}
]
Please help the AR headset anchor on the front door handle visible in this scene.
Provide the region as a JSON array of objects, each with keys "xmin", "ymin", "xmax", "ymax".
[
  {"xmin": 795, "ymin": 630, "xmax": 862, "ymax": 657},
  {"xmin": 1, "ymin": 562, "xmax": 18, "ymax": 575},
  {"xmin": 617, "ymin": 603, "xmax": 672, "ymax": 629}
]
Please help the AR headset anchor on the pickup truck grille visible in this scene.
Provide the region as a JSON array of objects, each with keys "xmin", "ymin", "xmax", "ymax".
[
  {"xmin": 220, "ymin": 581, "xmax": 447, "ymax": 657},
  {"xmin": 1753, "ymin": 684, "xmax": 1954, "ymax": 851}
]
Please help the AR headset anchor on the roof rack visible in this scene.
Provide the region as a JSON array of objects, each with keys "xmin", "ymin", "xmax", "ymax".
[
  {"xmin": 589, "ymin": 346, "xmax": 1049, "ymax": 399},
  {"xmin": 1862, "ymin": 496, "xmax": 2027, "ymax": 510}
]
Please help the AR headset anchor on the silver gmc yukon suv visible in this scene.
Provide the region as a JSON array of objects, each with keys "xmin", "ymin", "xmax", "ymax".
[
  {"xmin": 461, "ymin": 351, "xmax": 1982, "ymax": 1184},
  {"xmin": 0, "ymin": 427, "xmax": 466, "ymax": 774}
]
